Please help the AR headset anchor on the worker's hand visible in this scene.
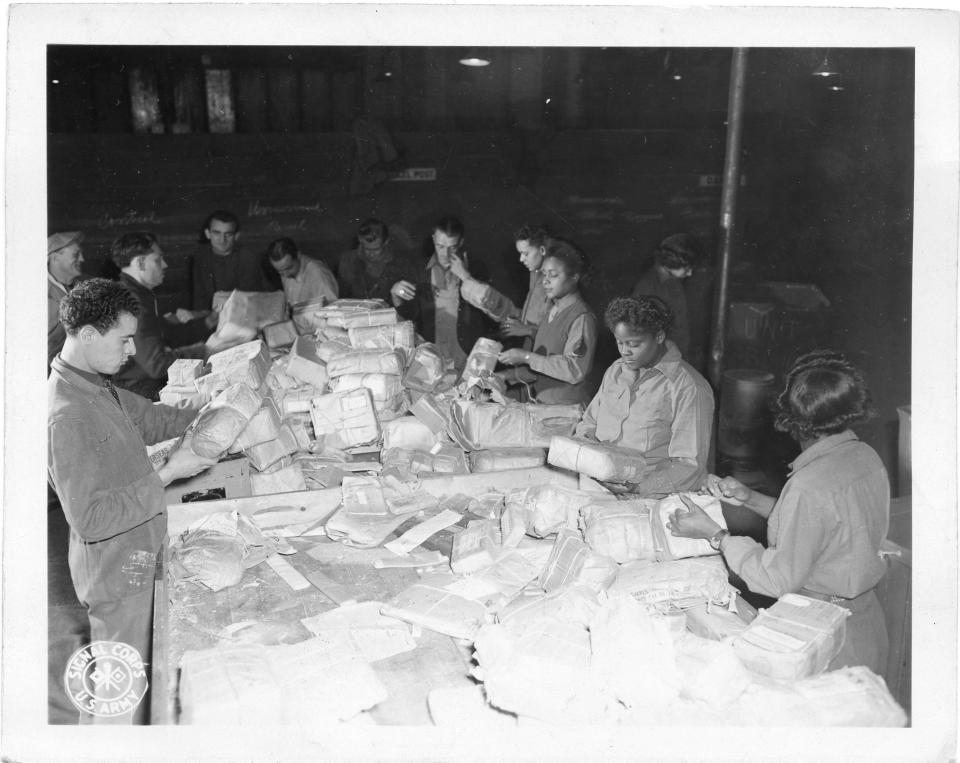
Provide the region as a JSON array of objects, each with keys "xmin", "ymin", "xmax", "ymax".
[
  {"xmin": 390, "ymin": 280, "xmax": 416, "ymax": 307},
  {"xmin": 701, "ymin": 473, "xmax": 749, "ymax": 506},
  {"xmin": 500, "ymin": 317, "xmax": 537, "ymax": 338},
  {"xmin": 448, "ymin": 252, "xmax": 471, "ymax": 282},
  {"xmin": 597, "ymin": 480, "xmax": 636, "ymax": 496},
  {"xmin": 666, "ymin": 493, "xmax": 722, "ymax": 539},
  {"xmin": 158, "ymin": 433, "xmax": 219, "ymax": 486},
  {"xmin": 498, "ymin": 348, "xmax": 529, "ymax": 366}
]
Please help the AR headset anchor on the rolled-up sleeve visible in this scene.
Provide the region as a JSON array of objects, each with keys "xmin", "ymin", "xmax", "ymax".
[
  {"xmin": 527, "ymin": 312, "xmax": 597, "ymax": 385},
  {"xmin": 119, "ymin": 389, "xmax": 197, "ymax": 444},
  {"xmin": 722, "ymin": 488, "xmax": 831, "ymax": 598}
]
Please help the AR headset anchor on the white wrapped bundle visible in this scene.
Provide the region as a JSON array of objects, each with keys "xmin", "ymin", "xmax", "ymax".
[
  {"xmin": 469, "ymin": 447, "xmax": 547, "ymax": 472},
  {"xmin": 580, "ymin": 500, "xmax": 656, "ymax": 564},
  {"xmin": 504, "ymin": 485, "xmax": 597, "ymax": 539},
  {"xmin": 472, "ymin": 620, "xmax": 613, "ymax": 724},
  {"xmin": 381, "ymin": 573, "xmax": 489, "ymax": 641},
  {"xmin": 214, "ymin": 290, "xmax": 287, "ymax": 332},
  {"xmin": 380, "ymin": 445, "xmax": 469, "ymax": 476},
  {"xmin": 450, "ymin": 401, "xmax": 582, "ymax": 450},
  {"xmin": 547, "ymin": 436, "xmax": 648, "ymax": 482},
  {"xmin": 179, "ymin": 635, "xmax": 388, "ymax": 725},
  {"xmin": 309, "ymin": 388, "xmax": 381, "ymax": 448},
  {"xmin": 327, "ymin": 349, "xmax": 405, "ymax": 378},
  {"xmin": 408, "ymin": 393, "xmax": 452, "ymax": 434},
  {"xmin": 290, "ymin": 299, "xmax": 328, "ymax": 334},
  {"xmin": 171, "ymin": 521, "xmax": 246, "ymax": 592},
  {"xmin": 262, "ymin": 320, "xmax": 298, "ymax": 349},
  {"xmin": 496, "ymin": 585, "xmax": 601, "ymax": 629},
  {"xmin": 590, "ymin": 596, "xmax": 681, "ymax": 708},
  {"xmin": 324, "ymin": 505, "xmax": 410, "ymax": 548},
  {"xmin": 244, "ymin": 423, "xmax": 303, "ymax": 471},
  {"xmin": 736, "ymin": 666, "xmax": 907, "ymax": 727},
  {"xmin": 317, "ymin": 298, "xmax": 388, "ymax": 325},
  {"xmin": 315, "ymin": 339, "xmax": 352, "ymax": 364},
  {"xmin": 459, "ymin": 279, "xmax": 520, "ymax": 323},
  {"xmin": 167, "ymin": 358, "xmax": 204, "ymax": 387},
  {"xmin": 684, "ymin": 603, "xmax": 749, "ymax": 641},
  {"xmin": 314, "ymin": 323, "xmax": 349, "ymax": 343},
  {"xmin": 264, "ymin": 354, "xmax": 300, "ymax": 394},
  {"xmin": 348, "ymin": 321, "xmax": 415, "ymax": 353},
  {"xmin": 539, "ymin": 528, "xmax": 617, "ymax": 593},
  {"xmin": 275, "ymin": 385, "xmax": 323, "ymax": 415},
  {"xmin": 285, "ymin": 336, "xmax": 329, "ymax": 388},
  {"xmin": 451, "ymin": 519, "xmax": 502, "ymax": 574},
  {"xmin": 204, "ymin": 339, "xmax": 271, "ymax": 390},
  {"xmin": 382, "ymin": 416, "xmax": 439, "ymax": 452},
  {"xmin": 190, "ymin": 383, "xmax": 263, "ymax": 458},
  {"xmin": 250, "ymin": 463, "xmax": 307, "ymax": 495},
  {"xmin": 653, "ymin": 493, "xmax": 727, "ymax": 561},
  {"xmin": 401, "ymin": 343, "xmax": 447, "ymax": 393},
  {"xmin": 733, "ymin": 593, "xmax": 850, "ymax": 681},
  {"xmin": 460, "ymin": 337, "xmax": 502, "ymax": 386},
  {"xmin": 339, "ymin": 308, "xmax": 398, "ymax": 330},
  {"xmin": 675, "ymin": 633, "xmax": 753, "ymax": 711},
  {"xmin": 159, "ymin": 385, "xmax": 211, "ymax": 408},
  {"xmin": 610, "ymin": 557, "xmax": 733, "ymax": 611},
  {"xmin": 329, "ymin": 374, "xmax": 406, "ymax": 419},
  {"xmin": 229, "ymin": 397, "xmax": 281, "ymax": 453}
]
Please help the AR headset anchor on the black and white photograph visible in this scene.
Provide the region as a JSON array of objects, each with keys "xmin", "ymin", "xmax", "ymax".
[{"xmin": 3, "ymin": 3, "xmax": 957, "ymax": 761}]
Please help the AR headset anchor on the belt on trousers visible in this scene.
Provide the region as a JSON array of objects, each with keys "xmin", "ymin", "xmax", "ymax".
[{"xmin": 799, "ymin": 587, "xmax": 877, "ymax": 613}]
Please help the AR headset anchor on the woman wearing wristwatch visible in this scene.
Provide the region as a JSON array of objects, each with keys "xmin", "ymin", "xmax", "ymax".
[{"xmin": 668, "ymin": 350, "xmax": 891, "ymax": 674}]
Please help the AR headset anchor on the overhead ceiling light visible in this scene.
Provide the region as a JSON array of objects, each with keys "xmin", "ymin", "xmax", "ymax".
[
  {"xmin": 458, "ymin": 49, "xmax": 491, "ymax": 67},
  {"xmin": 811, "ymin": 53, "xmax": 839, "ymax": 78},
  {"xmin": 827, "ymin": 76, "xmax": 845, "ymax": 92}
]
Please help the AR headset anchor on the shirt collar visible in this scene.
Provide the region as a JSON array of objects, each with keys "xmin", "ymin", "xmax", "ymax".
[
  {"xmin": 551, "ymin": 291, "xmax": 579, "ymax": 311},
  {"xmin": 55, "ymin": 355, "xmax": 109, "ymax": 388},
  {"xmin": 119, "ymin": 271, "xmax": 150, "ymax": 293},
  {"xmin": 612, "ymin": 340, "xmax": 683, "ymax": 383},
  {"xmin": 48, "ymin": 272, "xmax": 70, "ymax": 294},
  {"xmin": 789, "ymin": 430, "xmax": 859, "ymax": 473}
]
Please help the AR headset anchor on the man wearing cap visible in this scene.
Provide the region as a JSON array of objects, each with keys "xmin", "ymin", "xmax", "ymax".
[
  {"xmin": 112, "ymin": 232, "xmax": 215, "ymax": 400},
  {"xmin": 48, "ymin": 231, "xmax": 87, "ymax": 370}
]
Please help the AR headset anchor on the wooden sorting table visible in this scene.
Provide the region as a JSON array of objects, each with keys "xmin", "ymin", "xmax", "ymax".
[{"xmin": 151, "ymin": 466, "xmax": 578, "ymax": 725}]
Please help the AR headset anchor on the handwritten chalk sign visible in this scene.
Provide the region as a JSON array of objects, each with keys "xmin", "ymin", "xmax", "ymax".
[
  {"xmin": 97, "ymin": 210, "xmax": 161, "ymax": 229},
  {"xmin": 248, "ymin": 200, "xmax": 323, "ymax": 217},
  {"xmin": 390, "ymin": 168, "xmax": 437, "ymax": 182}
]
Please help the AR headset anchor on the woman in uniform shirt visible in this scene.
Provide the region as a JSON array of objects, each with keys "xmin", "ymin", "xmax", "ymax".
[
  {"xmin": 576, "ymin": 295, "xmax": 714, "ymax": 496},
  {"xmin": 668, "ymin": 350, "xmax": 890, "ymax": 674},
  {"xmin": 497, "ymin": 238, "xmax": 597, "ymax": 406}
]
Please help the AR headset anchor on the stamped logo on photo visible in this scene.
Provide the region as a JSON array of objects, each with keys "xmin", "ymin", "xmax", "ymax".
[{"xmin": 63, "ymin": 641, "xmax": 148, "ymax": 718}]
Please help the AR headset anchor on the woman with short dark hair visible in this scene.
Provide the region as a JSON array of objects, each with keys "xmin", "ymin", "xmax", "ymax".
[
  {"xmin": 497, "ymin": 238, "xmax": 598, "ymax": 405},
  {"xmin": 668, "ymin": 350, "xmax": 890, "ymax": 674}
]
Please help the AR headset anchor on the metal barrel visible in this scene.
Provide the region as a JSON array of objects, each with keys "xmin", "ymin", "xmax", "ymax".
[{"xmin": 717, "ymin": 369, "xmax": 776, "ymax": 468}]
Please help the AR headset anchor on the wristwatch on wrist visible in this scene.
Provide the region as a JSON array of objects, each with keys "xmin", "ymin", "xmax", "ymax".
[{"xmin": 708, "ymin": 528, "xmax": 729, "ymax": 551}]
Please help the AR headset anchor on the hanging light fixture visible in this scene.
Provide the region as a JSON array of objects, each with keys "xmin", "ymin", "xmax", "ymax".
[
  {"xmin": 811, "ymin": 52, "xmax": 839, "ymax": 78},
  {"xmin": 826, "ymin": 75, "xmax": 845, "ymax": 92},
  {"xmin": 663, "ymin": 51, "xmax": 682, "ymax": 82},
  {"xmin": 458, "ymin": 49, "xmax": 491, "ymax": 67}
]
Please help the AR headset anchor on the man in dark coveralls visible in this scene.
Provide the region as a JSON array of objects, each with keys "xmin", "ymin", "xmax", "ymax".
[{"xmin": 48, "ymin": 278, "xmax": 217, "ymax": 723}]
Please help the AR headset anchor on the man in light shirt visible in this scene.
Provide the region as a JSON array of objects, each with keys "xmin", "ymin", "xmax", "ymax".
[{"xmin": 267, "ymin": 237, "xmax": 339, "ymax": 308}]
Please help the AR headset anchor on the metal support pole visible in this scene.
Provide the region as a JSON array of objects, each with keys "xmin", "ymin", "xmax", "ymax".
[{"xmin": 708, "ymin": 48, "xmax": 749, "ymax": 389}]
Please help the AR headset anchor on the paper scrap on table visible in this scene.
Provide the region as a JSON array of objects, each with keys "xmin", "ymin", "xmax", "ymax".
[
  {"xmin": 383, "ymin": 509, "xmax": 462, "ymax": 556},
  {"xmin": 300, "ymin": 601, "xmax": 417, "ymax": 662},
  {"xmin": 373, "ymin": 549, "xmax": 447, "ymax": 569},
  {"xmin": 264, "ymin": 553, "xmax": 312, "ymax": 590}
]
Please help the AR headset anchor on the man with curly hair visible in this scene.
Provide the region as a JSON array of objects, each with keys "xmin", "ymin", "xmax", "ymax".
[
  {"xmin": 576, "ymin": 295, "xmax": 713, "ymax": 494},
  {"xmin": 48, "ymin": 278, "xmax": 217, "ymax": 723},
  {"xmin": 668, "ymin": 350, "xmax": 890, "ymax": 673}
]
